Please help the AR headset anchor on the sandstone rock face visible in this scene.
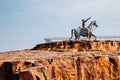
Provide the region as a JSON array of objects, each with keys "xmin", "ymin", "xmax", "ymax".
[
  {"xmin": 33, "ymin": 40, "xmax": 120, "ymax": 52},
  {"xmin": 0, "ymin": 62, "xmax": 13, "ymax": 80},
  {"xmin": 0, "ymin": 55, "xmax": 120, "ymax": 80},
  {"xmin": 0, "ymin": 40, "xmax": 120, "ymax": 80}
]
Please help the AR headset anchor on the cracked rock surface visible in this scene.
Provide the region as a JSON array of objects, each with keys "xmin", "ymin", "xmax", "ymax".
[{"xmin": 0, "ymin": 40, "xmax": 120, "ymax": 80}]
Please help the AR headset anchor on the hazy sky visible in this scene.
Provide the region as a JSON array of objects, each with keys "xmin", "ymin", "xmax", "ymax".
[{"xmin": 0, "ymin": 0, "xmax": 120, "ymax": 52}]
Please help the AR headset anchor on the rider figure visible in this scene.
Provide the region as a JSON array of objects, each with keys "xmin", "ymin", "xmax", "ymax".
[
  {"xmin": 82, "ymin": 17, "xmax": 91, "ymax": 28},
  {"xmin": 81, "ymin": 17, "xmax": 91, "ymax": 35}
]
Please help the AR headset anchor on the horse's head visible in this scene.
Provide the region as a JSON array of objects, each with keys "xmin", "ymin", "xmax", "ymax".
[
  {"xmin": 94, "ymin": 20, "xmax": 98, "ymax": 28},
  {"xmin": 87, "ymin": 20, "xmax": 98, "ymax": 31}
]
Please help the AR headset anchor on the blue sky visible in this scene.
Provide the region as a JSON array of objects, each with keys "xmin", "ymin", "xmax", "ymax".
[{"xmin": 0, "ymin": 0, "xmax": 120, "ymax": 52}]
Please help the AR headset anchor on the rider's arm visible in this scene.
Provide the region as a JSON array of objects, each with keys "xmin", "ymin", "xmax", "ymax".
[{"xmin": 84, "ymin": 17, "xmax": 91, "ymax": 22}]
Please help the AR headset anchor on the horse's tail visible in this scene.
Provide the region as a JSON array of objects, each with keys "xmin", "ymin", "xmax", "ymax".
[{"xmin": 69, "ymin": 29, "xmax": 75, "ymax": 39}]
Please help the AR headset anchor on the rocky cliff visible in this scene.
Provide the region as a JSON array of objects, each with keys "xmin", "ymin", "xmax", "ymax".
[
  {"xmin": 33, "ymin": 40, "xmax": 120, "ymax": 52},
  {"xmin": 0, "ymin": 40, "xmax": 120, "ymax": 80}
]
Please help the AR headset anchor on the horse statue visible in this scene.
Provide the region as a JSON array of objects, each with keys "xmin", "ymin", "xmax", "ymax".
[{"xmin": 70, "ymin": 20, "xmax": 98, "ymax": 40}]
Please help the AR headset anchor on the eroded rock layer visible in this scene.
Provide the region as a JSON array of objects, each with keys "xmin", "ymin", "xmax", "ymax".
[
  {"xmin": 0, "ymin": 40, "xmax": 120, "ymax": 80},
  {"xmin": 0, "ymin": 54, "xmax": 120, "ymax": 80},
  {"xmin": 33, "ymin": 40, "xmax": 120, "ymax": 52}
]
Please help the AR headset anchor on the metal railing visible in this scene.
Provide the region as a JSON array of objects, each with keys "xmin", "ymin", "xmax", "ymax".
[{"xmin": 44, "ymin": 35, "xmax": 120, "ymax": 42}]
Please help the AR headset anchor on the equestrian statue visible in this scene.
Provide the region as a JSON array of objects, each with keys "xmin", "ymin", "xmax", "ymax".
[{"xmin": 70, "ymin": 17, "xmax": 98, "ymax": 40}]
